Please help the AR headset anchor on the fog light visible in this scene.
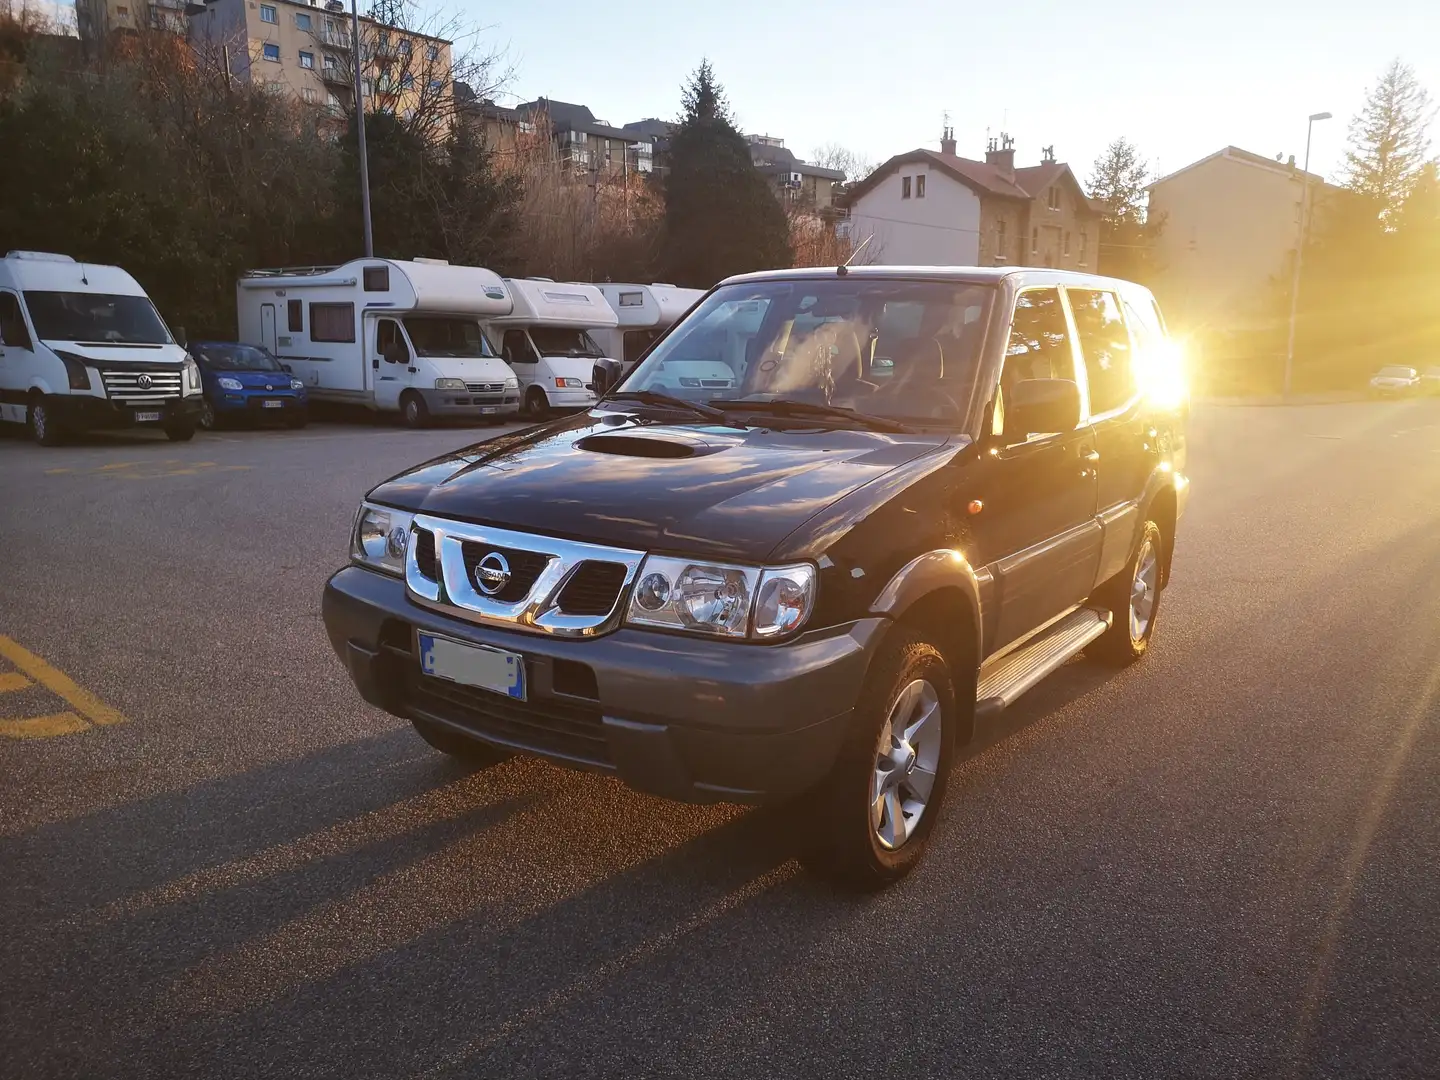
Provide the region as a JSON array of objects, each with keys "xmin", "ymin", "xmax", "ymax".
[{"xmin": 635, "ymin": 572, "xmax": 671, "ymax": 611}]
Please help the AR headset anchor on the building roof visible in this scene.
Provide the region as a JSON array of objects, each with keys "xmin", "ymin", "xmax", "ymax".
[
  {"xmin": 747, "ymin": 138, "xmax": 846, "ymax": 180},
  {"xmin": 515, "ymin": 98, "xmax": 637, "ymax": 142},
  {"xmin": 849, "ymin": 150, "xmax": 1033, "ymax": 201},
  {"xmin": 1149, "ymin": 145, "xmax": 1330, "ymax": 189},
  {"xmin": 620, "ymin": 118, "xmax": 676, "ymax": 140}
]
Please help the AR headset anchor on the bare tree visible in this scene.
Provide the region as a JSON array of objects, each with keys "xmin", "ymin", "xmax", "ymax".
[{"xmin": 810, "ymin": 142, "xmax": 875, "ymax": 183}]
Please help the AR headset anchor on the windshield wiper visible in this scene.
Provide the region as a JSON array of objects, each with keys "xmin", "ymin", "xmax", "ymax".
[
  {"xmin": 604, "ymin": 390, "xmax": 747, "ymax": 429},
  {"xmin": 711, "ymin": 398, "xmax": 914, "ymax": 433}
]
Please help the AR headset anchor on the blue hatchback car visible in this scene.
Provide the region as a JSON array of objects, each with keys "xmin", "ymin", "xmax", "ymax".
[{"xmin": 189, "ymin": 342, "xmax": 308, "ymax": 430}]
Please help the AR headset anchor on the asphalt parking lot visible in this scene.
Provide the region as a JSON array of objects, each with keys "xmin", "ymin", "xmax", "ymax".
[{"xmin": 2, "ymin": 401, "xmax": 1439, "ymax": 1078}]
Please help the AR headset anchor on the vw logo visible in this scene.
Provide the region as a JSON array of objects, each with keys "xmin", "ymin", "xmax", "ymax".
[
  {"xmin": 137, "ymin": 373, "xmax": 153, "ymax": 389},
  {"xmin": 474, "ymin": 552, "xmax": 511, "ymax": 596}
]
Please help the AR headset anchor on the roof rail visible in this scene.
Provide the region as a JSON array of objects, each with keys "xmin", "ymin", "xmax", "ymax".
[{"xmin": 241, "ymin": 265, "xmax": 342, "ymax": 278}]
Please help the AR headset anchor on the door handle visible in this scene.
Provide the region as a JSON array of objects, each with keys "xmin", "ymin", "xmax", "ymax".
[{"xmin": 1078, "ymin": 446, "xmax": 1100, "ymax": 463}]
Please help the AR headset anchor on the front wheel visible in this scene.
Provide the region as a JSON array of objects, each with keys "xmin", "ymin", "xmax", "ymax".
[
  {"xmin": 525, "ymin": 386, "xmax": 550, "ymax": 420},
  {"xmin": 401, "ymin": 392, "xmax": 431, "ymax": 429},
  {"xmin": 165, "ymin": 422, "xmax": 197, "ymax": 442},
  {"xmin": 28, "ymin": 397, "xmax": 66, "ymax": 446},
  {"xmin": 1087, "ymin": 519, "xmax": 1163, "ymax": 665},
  {"xmin": 797, "ymin": 628, "xmax": 958, "ymax": 890},
  {"xmin": 410, "ymin": 717, "xmax": 512, "ymax": 766}
]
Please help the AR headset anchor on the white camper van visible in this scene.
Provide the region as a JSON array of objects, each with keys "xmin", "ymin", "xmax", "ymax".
[
  {"xmin": 594, "ymin": 282, "xmax": 704, "ymax": 373},
  {"xmin": 236, "ymin": 259, "xmax": 521, "ymax": 427},
  {"xmin": 0, "ymin": 251, "xmax": 203, "ymax": 445},
  {"xmin": 486, "ymin": 279, "xmax": 617, "ymax": 417}
]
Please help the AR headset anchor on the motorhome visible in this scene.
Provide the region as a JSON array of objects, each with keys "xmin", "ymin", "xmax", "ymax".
[
  {"xmin": 236, "ymin": 259, "xmax": 521, "ymax": 427},
  {"xmin": 486, "ymin": 279, "xmax": 617, "ymax": 417},
  {"xmin": 594, "ymin": 283, "xmax": 704, "ymax": 371},
  {"xmin": 0, "ymin": 251, "xmax": 203, "ymax": 445}
]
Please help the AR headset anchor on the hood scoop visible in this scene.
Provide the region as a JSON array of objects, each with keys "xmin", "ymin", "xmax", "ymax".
[{"xmin": 575, "ymin": 431, "xmax": 730, "ymax": 459}]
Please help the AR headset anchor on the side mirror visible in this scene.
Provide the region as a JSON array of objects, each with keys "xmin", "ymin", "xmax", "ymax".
[
  {"xmin": 281, "ymin": 363, "xmax": 292, "ymax": 374},
  {"xmin": 1007, "ymin": 378, "xmax": 1081, "ymax": 439},
  {"xmin": 382, "ymin": 341, "xmax": 408, "ymax": 365},
  {"xmin": 590, "ymin": 357, "xmax": 623, "ymax": 395}
]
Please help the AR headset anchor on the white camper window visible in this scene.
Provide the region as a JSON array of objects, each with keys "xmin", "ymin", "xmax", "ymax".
[
  {"xmin": 287, "ymin": 299, "xmax": 303, "ymax": 333},
  {"xmin": 617, "ymin": 291, "xmax": 644, "ymax": 307},
  {"xmin": 310, "ymin": 302, "xmax": 355, "ymax": 343},
  {"xmin": 363, "ymin": 265, "xmax": 389, "ymax": 292}
]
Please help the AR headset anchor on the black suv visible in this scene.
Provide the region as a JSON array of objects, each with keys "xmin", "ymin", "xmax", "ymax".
[{"xmin": 323, "ymin": 266, "xmax": 1189, "ymax": 888}]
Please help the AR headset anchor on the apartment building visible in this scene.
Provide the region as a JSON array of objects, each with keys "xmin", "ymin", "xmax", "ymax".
[
  {"xmin": 747, "ymin": 134, "xmax": 844, "ymax": 211},
  {"xmin": 845, "ymin": 131, "xmax": 1100, "ymax": 270},
  {"xmin": 470, "ymin": 97, "xmax": 657, "ymax": 175},
  {"xmin": 76, "ymin": 0, "xmax": 187, "ymax": 38}
]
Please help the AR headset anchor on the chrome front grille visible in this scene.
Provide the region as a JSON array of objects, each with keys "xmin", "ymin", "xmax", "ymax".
[
  {"xmin": 406, "ymin": 515, "xmax": 644, "ymax": 638},
  {"xmin": 464, "ymin": 381, "xmax": 505, "ymax": 393},
  {"xmin": 100, "ymin": 368, "xmax": 184, "ymax": 405}
]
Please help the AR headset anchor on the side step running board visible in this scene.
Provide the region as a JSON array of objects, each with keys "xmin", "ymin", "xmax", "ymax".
[{"xmin": 975, "ymin": 607, "xmax": 1112, "ymax": 720}]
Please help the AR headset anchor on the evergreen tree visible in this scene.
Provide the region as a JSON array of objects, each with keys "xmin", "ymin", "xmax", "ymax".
[
  {"xmin": 1341, "ymin": 59, "xmax": 1434, "ymax": 222},
  {"xmin": 1087, "ymin": 137, "xmax": 1161, "ymax": 282},
  {"xmin": 662, "ymin": 61, "xmax": 791, "ymax": 287}
]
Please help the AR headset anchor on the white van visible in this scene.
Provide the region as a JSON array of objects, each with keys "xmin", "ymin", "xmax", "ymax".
[
  {"xmin": 594, "ymin": 283, "xmax": 704, "ymax": 374},
  {"xmin": 237, "ymin": 258, "xmax": 520, "ymax": 428},
  {"xmin": 486, "ymin": 278, "xmax": 617, "ymax": 417},
  {"xmin": 0, "ymin": 251, "xmax": 203, "ymax": 445}
]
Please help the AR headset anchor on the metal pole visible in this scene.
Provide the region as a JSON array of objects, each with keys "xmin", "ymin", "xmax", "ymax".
[
  {"xmin": 1284, "ymin": 119, "xmax": 1316, "ymax": 397},
  {"xmin": 350, "ymin": 0, "xmax": 374, "ymax": 258}
]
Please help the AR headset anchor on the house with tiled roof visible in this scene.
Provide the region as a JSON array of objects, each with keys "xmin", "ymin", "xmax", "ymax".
[{"xmin": 845, "ymin": 130, "xmax": 1100, "ymax": 270}]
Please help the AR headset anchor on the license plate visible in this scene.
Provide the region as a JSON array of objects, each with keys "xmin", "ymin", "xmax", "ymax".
[
  {"xmin": 263, "ymin": 400, "xmax": 283, "ymax": 409},
  {"xmin": 417, "ymin": 632, "xmax": 525, "ymax": 701},
  {"xmin": 134, "ymin": 410, "xmax": 162, "ymax": 423},
  {"xmin": 479, "ymin": 406, "xmax": 497, "ymax": 414}
]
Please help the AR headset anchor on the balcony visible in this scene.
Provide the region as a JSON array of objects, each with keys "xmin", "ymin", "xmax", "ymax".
[
  {"xmin": 321, "ymin": 63, "xmax": 349, "ymax": 85},
  {"xmin": 317, "ymin": 25, "xmax": 351, "ymax": 49}
]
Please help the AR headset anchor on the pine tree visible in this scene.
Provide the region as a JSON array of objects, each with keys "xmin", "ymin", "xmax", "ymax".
[
  {"xmin": 1086, "ymin": 137, "xmax": 1160, "ymax": 282},
  {"xmin": 1342, "ymin": 59, "xmax": 1434, "ymax": 222},
  {"xmin": 662, "ymin": 60, "xmax": 791, "ymax": 287}
]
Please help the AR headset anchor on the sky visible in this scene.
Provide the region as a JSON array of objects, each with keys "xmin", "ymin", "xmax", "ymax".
[{"xmin": 444, "ymin": 0, "xmax": 1439, "ymax": 187}]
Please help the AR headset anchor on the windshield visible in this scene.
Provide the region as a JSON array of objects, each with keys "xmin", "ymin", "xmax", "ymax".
[
  {"xmin": 529, "ymin": 326, "xmax": 605, "ymax": 358},
  {"xmin": 618, "ymin": 278, "xmax": 995, "ymax": 424},
  {"xmin": 403, "ymin": 316, "xmax": 496, "ymax": 358},
  {"xmin": 24, "ymin": 291, "xmax": 172, "ymax": 344},
  {"xmin": 1378, "ymin": 366, "xmax": 1416, "ymax": 378},
  {"xmin": 194, "ymin": 343, "xmax": 282, "ymax": 371}
]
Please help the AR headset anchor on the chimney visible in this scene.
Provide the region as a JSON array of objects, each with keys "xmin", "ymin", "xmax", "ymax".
[
  {"xmin": 939, "ymin": 125, "xmax": 956, "ymax": 156},
  {"xmin": 986, "ymin": 132, "xmax": 1016, "ymax": 177}
]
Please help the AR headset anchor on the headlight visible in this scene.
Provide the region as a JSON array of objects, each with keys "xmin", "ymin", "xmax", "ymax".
[
  {"xmin": 54, "ymin": 350, "xmax": 92, "ymax": 391},
  {"xmin": 218, "ymin": 376, "xmax": 243, "ymax": 391},
  {"xmin": 350, "ymin": 502, "xmax": 415, "ymax": 577},
  {"xmin": 678, "ymin": 377, "xmax": 701, "ymax": 388},
  {"xmin": 625, "ymin": 556, "xmax": 816, "ymax": 639},
  {"xmin": 555, "ymin": 377, "xmax": 584, "ymax": 388},
  {"xmin": 434, "ymin": 377, "xmax": 466, "ymax": 390},
  {"xmin": 290, "ymin": 378, "xmax": 305, "ymax": 391},
  {"xmin": 185, "ymin": 357, "xmax": 202, "ymax": 391},
  {"xmin": 504, "ymin": 376, "xmax": 519, "ymax": 389}
]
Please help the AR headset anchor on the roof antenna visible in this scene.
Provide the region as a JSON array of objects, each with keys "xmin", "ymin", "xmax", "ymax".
[
  {"xmin": 80, "ymin": 262, "xmax": 89, "ymax": 285},
  {"xmin": 838, "ymin": 234, "xmax": 873, "ymax": 275}
]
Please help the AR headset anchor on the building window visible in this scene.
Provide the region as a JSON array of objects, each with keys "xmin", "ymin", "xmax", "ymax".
[
  {"xmin": 901, "ymin": 176, "xmax": 911, "ymax": 199},
  {"xmin": 915, "ymin": 174, "xmax": 926, "ymax": 198},
  {"xmin": 295, "ymin": 11, "xmax": 311, "ymax": 30},
  {"xmin": 398, "ymin": 39, "xmax": 411, "ymax": 55},
  {"xmin": 1031, "ymin": 226, "xmax": 1038, "ymax": 254},
  {"xmin": 426, "ymin": 45, "xmax": 439, "ymax": 61},
  {"xmin": 363, "ymin": 265, "xmax": 390, "ymax": 292},
  {"xmin": 1048, "ymin": 186, "xmax": 1061, "ymax": 210},
  {"xmin": 310, "ymin": 303, "xmax": 355, "ymax": 343},
  {"xmin": 299, "ymin": 51, "xmax": 315, "ymax": 69},
  {"xmin": 429, "ymin": 79, "xmax": 442, "ymax": 92},
  {"xmin": 996, "ymin": 218, "xmax": 1007, "ymax": 259},
  {"xmin": 259, "ymin": 4, "xmax": 276, "ymax": 23},
  {"xmin": 115, "ymin": 4, "xmax": 128, "ymax": 14},
  {"xmin": 1063, "ymin": 230, "xmax": 1071, "ymax": 257},
  {"xmin": 327, "ymin": 91, "xmax": 342, "ymax": 111},
  {"xmin": 287, "ymin": 299, "xmax": 303, "ymax": 332},
  {"xmin": 323, "ymin": 53, "xmax": 338, "ymax": 72},
  {"xmin": 400, "ymin": 72, "xmax": 414, "ymax": 88},
  {"xmin": 302, "ymin": 87, "xmax": 318, "ymax": 103},
  {"xmin": 262, "ymin": 43, "xmax": 280, "ymax": 62},
  {"xmin": 1079, "ymin": 230, "xmax": 1088, "ymax": 265},
  {"xmin": 362, "ymin": 77, "xmax": 372, "ymax": 97}
]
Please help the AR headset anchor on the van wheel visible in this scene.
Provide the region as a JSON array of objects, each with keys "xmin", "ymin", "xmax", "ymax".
[
  {"xmin": 797, "ymin": 627, "xmax": 958, "ymax": 890},
  {"xmin": 410, "ymin": 717, "xmax": 511, "ymax": 766},
  {"xmin": 28, "ymin": 397, "xmax": 65, "ymax": 446},
  {"xmin": 401, "ymin": 392, "xmax": 431, "ymax": 429},
  {"xmin": 525, "ymin": 387, "xmax": 550, "ymax": 420},
  {"xmin": 1087, "ymin": 519, "xmax": 1163, "ymax": 666},
  {"xmin": 165, "ymin": 422, "xmax": 196, "ymax": 442}
]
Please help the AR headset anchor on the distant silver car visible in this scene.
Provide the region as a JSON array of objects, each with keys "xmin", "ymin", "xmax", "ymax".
[{"xmin": 1369, "ymin": 366, "xmax": 1421, "ymax": 396}]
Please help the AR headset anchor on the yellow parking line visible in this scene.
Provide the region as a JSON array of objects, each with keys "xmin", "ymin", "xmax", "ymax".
[
  {"xmin": 0, "ymin": 712, "xmax": 91, "ymax": 739},
  {"xmin": 0, "ymin": 672, "xmax": 32, "ymax": 693},
  {"xmin": 0, "ymin": 636, "xmax": 126, "ymax": 727}
]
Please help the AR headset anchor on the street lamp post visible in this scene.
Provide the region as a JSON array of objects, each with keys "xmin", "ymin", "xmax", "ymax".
[
  {"xmin": 1283, "ymin": 110, "xmax": 1332, "ymax": 397},
  {"xmin": 350, "ymin": 0, "xmax": 374, "ymax": 258}
]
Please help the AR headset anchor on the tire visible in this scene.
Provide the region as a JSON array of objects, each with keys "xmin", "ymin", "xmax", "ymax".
[
  {"xmin": 796, "ymin": 628, "xmax": 959, "ymax": 890},
  {"xmin": 165, "ymin": 422, "xmax": 197, "ymax": 442},
  {"xmin": 198, "ymin": 398, "xmax": 217, "ymax": 431},
  {"xmin": 28, "ymin": 397, "xmax": 65, "ymax": 446},
  {"xmin": 525, "ymin": 386, "xmax": 550, "ymax": 420},
  {"xmin": 1087, "ymin": 519, "xmax": 1164, "ymax": 666},
  {"xmin": 410, "ymin": 716, "xmax": 512, "ymax": 766},
  {"xmin": 401, "ymin": 392, "xmax": 431, "ymax": 429}
]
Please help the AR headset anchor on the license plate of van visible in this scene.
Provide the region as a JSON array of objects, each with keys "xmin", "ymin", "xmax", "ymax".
[
  {"xmin": 134, "ymin": 410, "xmax": 162, "ymax": 423},
  {"xmin": 479, "ymin": 406, "xmax": 497, "ymax": 414},
  {"xmin": 417, "ymin": 632, "xmax": 526, "ymax": 701}
]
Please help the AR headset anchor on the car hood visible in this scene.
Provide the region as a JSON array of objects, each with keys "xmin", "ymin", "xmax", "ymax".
[
  {"xmin": 43, "ymin": 340, "xmax": 188, "ymax": 366},
  {"xmin": 368, "ymin": 412, "xmax": 958, "ymax": 561},
  {"xmin": 213, "ymin": 369, "xmax": 297, "ymax": 390}
]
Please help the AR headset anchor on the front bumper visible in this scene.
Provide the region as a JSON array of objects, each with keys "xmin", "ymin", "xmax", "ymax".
[
  {"xmin": 546, "ymin": 389, "xmax": 598, "ymax": 409},
  {"xmin": 322, "ymin": 565, "xmax": 885, "ymax": 803},
  {"xmin": 49, "ymin": 394, "xmax": 203, "ymax": 431},
  {"xmin": 214, "ymin": 391, "xmax": 307, "ymax": 417},
  {"xmin": 419, "ymin": 388, "xmax": 522, "ymax": 418}
]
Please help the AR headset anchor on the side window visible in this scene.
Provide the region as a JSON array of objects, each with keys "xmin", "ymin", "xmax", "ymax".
[
  {"xmin": 287, "ymin": 299, "xmax": 303, "ymax": 333},
  {"xmin": 1068, "ymin": 289, "xmax": 1134, "ymax": 414},
  {"xmin": 623, "ymin": 329, "xmax": 661, "ymax": 365},
  {"xmin": 376, "ymin": 318, "xmax": 406, "ymax": 360},
  {"xmin": 310, "ymin": 302, "xmax": 355, "ymax": 343},
  {"xmin": 993, "ymin": 288, "xmax": 1072, "ymax": 439},
  {"xmin": 502, "ymin": 329, "xmax": 538, "ymax": 364},
  {"xmin": 0, "ymin": 292, "xmax": 32, "ymax": 349},
  {"xmin": 363, "ymin": 265, "xmax": 389, "ymax": 292}
]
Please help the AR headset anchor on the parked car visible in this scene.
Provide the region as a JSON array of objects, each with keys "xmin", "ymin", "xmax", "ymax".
[
  {"xmin": 1369, "ymin": 365, "xmax": 1421, "ymax": 396},
  {"xmin": 322, "ymin": 266, "xmax": 1189, "ymax": 889},
  {"xmin": 189, "ymin": 341, "xmax": 308, "ymax": 429}
]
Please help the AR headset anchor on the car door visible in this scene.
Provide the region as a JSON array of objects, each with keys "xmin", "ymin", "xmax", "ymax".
[
  {"xmin": 969, "ymin": 286, "xmax": 1102, "ymax": 651},
  {"xmin": 501, "ymin": 329, "xmax": 540, "ymax": 394},
  {"xmin": 1067, "ymin": 287, "xmax": 1157, "ymax": 585},
  {"xmin": 0, "ymin": 290, "xmax": 37, "ymax": 425},
  {"xmin": 372, "ymin": 317, "xmax": 409, "ymax": 411}
]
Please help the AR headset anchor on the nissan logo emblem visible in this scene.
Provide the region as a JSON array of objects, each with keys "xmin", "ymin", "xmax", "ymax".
[
  {"xmin": 137, "ymin": 373, "xmax": 153, "ymax": 389},
  {"xmin": 474, "ymin": 552, "xmax": 511, "ymax": 596}
]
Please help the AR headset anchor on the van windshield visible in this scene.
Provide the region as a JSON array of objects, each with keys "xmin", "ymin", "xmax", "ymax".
[
  {"xmin": 620, "ymin": 278, "xmax": 995, "ymax": 425},
  {"xmin": 24, "ymin": 291, "xmax": 172, "ymax": 345},
  {"xmin": 403, "ymin": 316, "xmax": 495, "ymax": 358},
  {"xmin": 529, "ymin": 326, "xmax": 605, "ymax": 358}
]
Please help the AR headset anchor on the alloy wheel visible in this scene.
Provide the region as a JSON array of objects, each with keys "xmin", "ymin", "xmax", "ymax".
[
  {"xmin": 870, "ymin": 679, "xmax": 942, "ymax": 851},
  {"xmin": 1130, "ymin": 537, "xmax": 1159, "ymax": 640}
]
